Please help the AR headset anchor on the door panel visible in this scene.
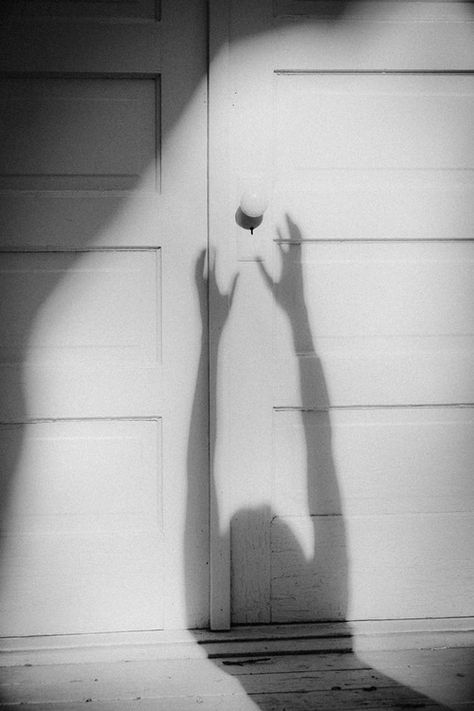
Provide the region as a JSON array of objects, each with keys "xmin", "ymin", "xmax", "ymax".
[
  {"xmin": 274, "ymin": 74, "xmax": 474, "ymax": 242},
  {"xmin": 0, "ymin": 0, "xmax": 207, "ymax": 634},
  {"xmin": 276, "ymin": 75, "xmax": 473, "ymax": 171},
  {"xmin": 271, "ymin": 511, "xmax": 474, "ymax": 621},
  {"xmin": 272, "ymin": 408, "xmax": 474, "ymax": 621},
  {"xmin": 273, "ymin": 409, "xmax": 474, "ymax": 517},
  {"xmin": 210, "ymin": 0, "xmax": 474, "ymax": 626},
  {"xmin": 0, "ymin": 77, "xmax": 158, "ymax": 192},
  {"xmin": 0, "ymin": 419, "xmax": 162, "ymax": 635},
  {"xmin": 0, "ymin": 249, "xmax": 162, "ymax": 419},
  {"xmin": 273, "ymin": 241, "xmax": 474, "ymax": 407}
]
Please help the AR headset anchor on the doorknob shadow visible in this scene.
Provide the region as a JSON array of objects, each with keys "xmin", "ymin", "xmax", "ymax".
[{"xmin": 185, "ymin": 232, "xmax": 449, "ymax": 709}]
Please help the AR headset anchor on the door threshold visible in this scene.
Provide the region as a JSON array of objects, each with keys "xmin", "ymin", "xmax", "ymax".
[{"xmin": 1, "ymin": 618, "xmax": 474, "ymax": 667}]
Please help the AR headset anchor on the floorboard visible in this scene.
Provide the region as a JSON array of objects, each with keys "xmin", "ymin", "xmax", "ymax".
[{"xmin": 1, "ymin": 645, "xmax": 473, "ymax": 710}]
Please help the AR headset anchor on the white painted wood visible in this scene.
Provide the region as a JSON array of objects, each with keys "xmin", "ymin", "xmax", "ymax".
[
  {"xmin": 272, "ymin": 242, "xmax": 474, "ymax": 407},
  {"xmin": 271, "ymin": 512, "xmax": 474, "ymax": 621},
  {"xmin": 226, "ymin": 266, "xmax": 274, "ymax": 625},
  {"xmin": 273, "ymin": 408, "xmax": 474, "ymax": 516},
  {"xmin": 6, "ymin": 0, "xmax": 159, "ymax": 20},
  {"xmin": 2, "ymin": 619, "xmax": 474, "ymax": 666},
  {"xmin": 0, "ymin": 1, "xmax": 208, "ymax": 634},
  {"xmin": 272, "ymin": 74, "xmax": 474, "ymax": 242},
  {"xmin": 0, "ymin": 250, "xmax": 160, "ymax": 369},
  {"xmin": 1, "ymin": 419, "xmax": 161, "ymax": 531},
  {"xmin": 210, "ymin": 0, "xmax": 474, "ymax": 624},
  {"xmin": 0, "ymin": 77, "xmax": 158, "ymax": 192},
  {"xmin": 274, "ymin": 3, "xmax": 474, "ymax": 72},
  {"xmin": 276, "ymin": 75, "xmax": 473, "ymax": 172},
  {"xmin": 208, "ymin": 0, "xmax": 236, "ymax": 630},
  {"xmin": 208, "ymin": 0, "xmax": 279, "ymax": 627},
  {"xmin": 0, "ymin": 250, "xmax": 164, "ymax": 421},
  {"xmin": 275, "ymin": 1, "xmax": 473, "ymax": 22},
  {"xmin": 0, "ymin": 24, "xmax": 162, "ymax": 75}
]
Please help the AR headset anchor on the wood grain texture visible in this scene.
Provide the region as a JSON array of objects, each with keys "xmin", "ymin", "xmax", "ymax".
[
  {"xmin": 271, "ymin": 512, "xmax": 474, "ymax": 621},
  {"xmin": 1, "ymin": 644, "xmax": 473, "ymax": 709}
]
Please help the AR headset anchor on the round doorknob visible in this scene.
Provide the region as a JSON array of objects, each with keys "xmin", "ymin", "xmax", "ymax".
[
  {"xmin": 239, "ymin": 190, "xmax": 268, "ymax": 219},
  {"xmin": 238, "ymin": 189, "xmax": 268, "ymax": 234}
]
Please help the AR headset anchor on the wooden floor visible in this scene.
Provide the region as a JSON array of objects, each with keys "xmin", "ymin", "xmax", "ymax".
[{"xmin": 1, "ymin": 644, "xmax": 473, "ymax": 710}]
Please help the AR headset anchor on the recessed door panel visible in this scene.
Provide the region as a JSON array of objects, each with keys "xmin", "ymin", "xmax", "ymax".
[{"xmin": 0, "ymin": 419, "xmax": 163, "ymax": 635}]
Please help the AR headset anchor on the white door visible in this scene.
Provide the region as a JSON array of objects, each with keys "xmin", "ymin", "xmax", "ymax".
[
  {"xmin": 0, "ymin": 0, "xmax": 208, "ymax": 635},
  {"xmin": 209, "ymin": 0, "xmax": 474, "ymax": 628}
]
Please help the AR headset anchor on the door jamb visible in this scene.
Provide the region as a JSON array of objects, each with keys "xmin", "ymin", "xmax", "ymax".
[{"xmin": 208, "ymin": 0, "xmax": 232, "ymax": 631}]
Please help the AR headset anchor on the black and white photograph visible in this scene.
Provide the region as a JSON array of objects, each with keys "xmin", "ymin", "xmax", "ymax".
[{"xmin": 0, "ymin": 1, "xmax": 473, "ymax": 708}]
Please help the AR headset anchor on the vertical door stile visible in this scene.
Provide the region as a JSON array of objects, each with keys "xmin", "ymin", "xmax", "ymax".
[{"xmin": 208, "ymin": 0, "xmax": 232, "ymax": 631}]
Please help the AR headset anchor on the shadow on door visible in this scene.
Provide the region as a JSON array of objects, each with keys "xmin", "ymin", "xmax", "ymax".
[{"xmin": 184, "ymin": 215, "xmax": 452, "ymax": 708}]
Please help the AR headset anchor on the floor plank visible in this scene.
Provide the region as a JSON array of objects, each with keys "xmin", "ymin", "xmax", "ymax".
[{"xmin": 1, "ymin": 646, "xmax": 473, "ymax": 710}]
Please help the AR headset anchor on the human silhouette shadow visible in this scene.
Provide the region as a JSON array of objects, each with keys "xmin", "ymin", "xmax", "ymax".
[{"xmin": 185, "ymin": 218, "xmax": 451, "ymax": 709}]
